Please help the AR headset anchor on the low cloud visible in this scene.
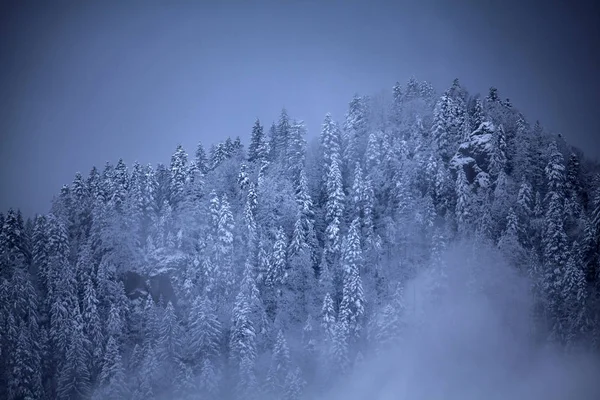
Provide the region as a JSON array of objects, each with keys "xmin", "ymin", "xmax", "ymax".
[{"xmin": 316, "ymin": 242, "xmax": 600, "ymax": 400}]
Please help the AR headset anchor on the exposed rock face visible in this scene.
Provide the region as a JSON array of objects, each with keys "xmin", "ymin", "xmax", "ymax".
[{"xmin": 451, "ymin": 121, "xmax": 495, "ymax": 185}]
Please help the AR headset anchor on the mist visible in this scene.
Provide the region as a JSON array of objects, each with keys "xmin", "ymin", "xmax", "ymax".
[{"xmin": 315, "ymin": 242, "xmax": 600, "ymax": 400}]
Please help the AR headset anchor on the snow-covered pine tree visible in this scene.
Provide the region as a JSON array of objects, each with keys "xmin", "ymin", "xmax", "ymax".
[
  {"xmin": 56, "ymin": 306, "xmax": 91, "ymax": 400},
  {"xmin": 230, "ymin": 284, "xmax": 258, "ymax": 399},
  {"xmin": 94, "ymin": 335, "xmax": 128, "ymax": 400},
  {"xmin": 321, "ymin": 292, "xmax": 336, "ymax": 347},
  {"xmin": 169, "ymin": 144, "xmax": 188, "ymax": 209},
  {"xmin": 543, "ymin": 142, "xmax": 569, "ymax": 342},
  {"xmin": 187, "ymin": 295, "xmax": 221, "ymax": 365},
  {"xmin": 562, "ymin": 241, "xmax": 588, "ymax": 348},
  {"xmin": 248, "ymin": 119, "xmax": 266, "ymax": 164},
  {"xmin": 339, "ymin": 218, "xmax": 365, "ymax": 346},
  {"xmin": 455, "ymin": 167, "xmax": 472, "ymax": 234},
  {"xmin": 265, "ymin": 330, "xmax": 291, "ymax": 396},
  {"xmin": 323, "ymin": 156, "xmax": 344, "ymax": 298},
  {"xmin": 270, "ymin": 109, "xmax": 291, "ymax": 165},
  {"xmin": 287, "ymin": 120, "xmax": 307, "ymax": 183},
  {"xmin": 82, "ymin": 274, "xmax": 104, "ymax": 380}
]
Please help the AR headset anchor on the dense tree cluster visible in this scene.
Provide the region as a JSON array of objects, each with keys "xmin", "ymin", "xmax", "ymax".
[{"xmin": 1, "ymin": 78, "xmax": 599, "ymax": 399}]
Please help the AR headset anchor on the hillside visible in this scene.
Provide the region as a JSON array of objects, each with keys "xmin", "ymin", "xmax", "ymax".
[{"xmin": 1, "ymin": 78, "xmax": 600, "ymax": 399}]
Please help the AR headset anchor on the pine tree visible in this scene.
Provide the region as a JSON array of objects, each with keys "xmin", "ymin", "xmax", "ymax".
[
  {"xmin": 431, "ymin": 92, "xmax": 454, "ymax": 161},
  {"xmin": 157, "ymin": 301, "xmax": 181, "ymax": 373},
  {"xmin": 301, "ymin": 315, "xmax": 316, "ymax": 371},
  {"xmin": 187, "ymin": 295, "xmax": 222, "ymax": 364},
  {"xmin": 296, "ymin": 169, "xmax": 318, "ymax": 265},
  {"xmin": 265, "ymin": 226, "xmax": 287, "ymax": 290},
  {"xmin": 542, "ymin": 142, "xmax": 569, "ymax": 341},
  {"xmin": 270, "ymin": 109, "xmax": 291, "ymax": 163},
  {"xmin": 455, "ymin": 167, "xmax": 472, "ymax": 233},
  {"xmin": 87, "ymin": 165, "xmax": 102, "ymax": 202},
  {"xmin": 330, "ymin": 320, "xmax": 350, "ymax": 377},
  {"xmin": 10, "ymin": 318, "xmax": 44, "ymax": 400},
  {"xmin": 106, "ymin": 302, "xmax": 124, "ymax": 345},
  {"xmin": 233, "ymin": 136, "xmax": 243, "ymax": 155},
  {"xmin": 128, "ymin": 161, "xmax": 147, "ymax": 241},
  {"xmin": 112, "ymin": 158, "xmax": 129, "ymax": 212},
  {"xmin": 238, "ymin": 357, "xmax": 259, "ymax": 400},
  {"xmin": 218, "ymin": 194, "xmax": 235, "ymax": 253},
  {"xmin": 432, "ymin": 84, "xmax": 466, "ymax": 163},
  {"xmin": 498, "ymin": 208, "xmax": 527, "ymax": 272},
  {"xmin": 562, "ymin": 242, "xmax": 588, "ymax": 346},
  {"xmin": 50, "ymin": 185, "xmax": 73, "ymax": 233},
  {"xmin": 323, "ymin": 157, "xmax": 344, "ymax": 284},
  {"xmin": 374, "ymin": 284, "xmax": 407, "ymax": 353},
  {"xmin": 132, "ymin": 345, "xmax": 158, "ymax": 400},
  {"xmin": 82, "ymin": 274, "xmax": 104, "ymax": 380},
  {"xmin": 283, "ymin": 367, "xmax": 305, "ymax": 400},
  {"xmin": 142, "ymin": 162, "xmax": 157, "ymax": 222},
  {"xmin": 344, "ymin": 95, "xmax": 368, "ymax": 169},
  {"xmin": 209, "ymin": 143, "xmax": 226, "ymax": 171},
  {"xmin": 543, "ymin": 143, "xmax": 568, "ymax": 267},
  {"xmin": 248, "ymin": 119, "xmax": 266, "ymax": 163},
  {"xmin": 241, "ymin": 257, "xmax": 269, "ymax": 353},
  {"xmin": 350, "ymin": 163, "xmax": 364, "ymax": 222},
  {"xmin": 223, "ymin": 137, "xmax": 234, "ymax": 158},
  {"xmin": 392, "ymin": 81, "xmax": 403, "ymax": 105},
  {"xmin": 195, "ymin": 142, "xmax": 209, "ymax": 175},
  {"xmin": 0, "ymin": 209, "xmax": 27, "ymax": 271},
  {"xmin": 198, "ymin": 357, "xmax": 219, "ymax": 399},
  {"xmin": 32, "ymin": 215, "xmax": 50, "ymax": 277},
  {"xmin": 47, "ymin": 215, "xmax": 79, "ymax": 375},
  {"xmin": 486, "ymin": 86, "xmax": 499, "ymax": 102},
  {"xmin": 238, "ymin": 163, "xmax": 250, "ymax": 192},
  {"xmin": 173, "ymin": 359, "xmax": 197, "ymax": 400},
  {"xmin": 170, "ymin": 144, "xmax": 188, "ymax": 208},
  {"xmin": 96, "ymin": 336, "xmax": 128, "ymax": 399},
  {"xmin": 286, "ymin": 120, "xmax": 307, "ymax": 182},
  {"xmin": 289, "ymin": 212, "xmax": 305, "ymax": 259},
  {"xmin": 99, "ymin": 161, "xmax": 114, "ymax": 205},
  {"xmin": 71, "ymin": 171, "xmax": 91, "ymax": 238},
  {"xmin": 244, "ymin": 182, "xmax": 259, "ymax": 261},
  {"xmin": 374, "ymin": 303, "xmax": 399, "ymax": 355},
  {"xmin": 230, "ymin": 287, "xmax": 258, "ymax": 399},
  {"xmin": 546, "ymin": 142, "xmax": 565, "ymax": 195},
  {"xmin": 6, "ymin": 263, "xmax": 43, "ymax": 400},
  {"xmin": 288, "ymin": 210, "xmax": 318, "ymax": 326},
  {"xmin": 56, "ymin": 307, "xmax": 91, "ymax": 400},
  {"xmin": 361, "ymin": 175, "xmax": 378, "ymax": 249},
  {"xmin": 565, "ymin": 152, "xmax": 584, "ymax": 223},
  {"xmin": 320, "ymin": 113, "xmax": 342, "ymax": 169},
  {"xmin": 365, "ymin": 132, "xmax": 381, "ymax": 175},
  {"xmin": 584, "ymin": 178, "xmax": 600, "ymax": 283},
  {"xmin": 212, "ymin": 194, "xmax": 235, "ymax": 301},
  {"xmin": 1, "ymin": 295, "xmax": 15, "ymax": 398},
  {"xmin": 321, "ymin": 293, "xmax": 336, "ymax": 345},
  {"xmin": 266, "ymin": 330, "xmax": 291, "ymax": 396},
  {"xmin": 470, "ymin": 97, "xmax": 484, "ymax": 131},
  {"xmin": 489, "ymin": 124, "xmax": 508, "ymax": 179},
  {"xmin": 256, "ymin": 235, "xmax": 270, "ymax": 285},
  {"xmin": 339, "ymin": 219, "xmax": 365, "ymax": 343},
  {"xmin": 517, "ymin": 180, "xmax": 533, "ymax": 222}
]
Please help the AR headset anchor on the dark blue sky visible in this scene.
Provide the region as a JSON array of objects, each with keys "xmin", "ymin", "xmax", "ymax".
[{"xmin": 1, "ymin": 0, "xmax": 599, "ymax": 216}]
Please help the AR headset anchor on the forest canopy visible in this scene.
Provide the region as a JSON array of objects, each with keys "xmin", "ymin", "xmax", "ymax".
[{"xmin": 1, "ymin": 78, "xmax": 600, "ymax": 399}]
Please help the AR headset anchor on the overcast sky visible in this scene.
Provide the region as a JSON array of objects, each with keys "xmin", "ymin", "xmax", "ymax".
[{"xmin": 1, "ymin": 0, "xmax": 599, "ymax": 217}]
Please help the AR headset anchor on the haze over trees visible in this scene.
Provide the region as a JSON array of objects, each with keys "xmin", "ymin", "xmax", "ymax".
[{"xmin": 1, "ymin": 78, "xmax": 600, "ymax": 399}]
